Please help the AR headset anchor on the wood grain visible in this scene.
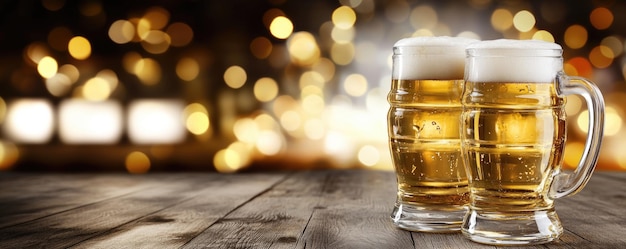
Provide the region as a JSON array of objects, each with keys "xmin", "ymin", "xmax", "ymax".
[{"xmin": 0, "ymin": 170, "xmax": 624, "ymax": 249}]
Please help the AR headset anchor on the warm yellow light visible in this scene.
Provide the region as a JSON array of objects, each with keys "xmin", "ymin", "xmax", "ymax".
[
  {"xmin": 513, "ymin": 10, "xmax": 535, "ymax": 32},
  {"xmin": 331, "ymin": 26, "xmax": 355, "ymax": 44},
  {"xmin": 253, "ymin": 77, "xmax": 279, "ymax": 102},
  {"xmin": 176, "ymin": 57, "xmax": 200, "ymax": 81},
  {"xmin": 491, "ymin": 8, "xmax": 513, "ymax": 31},
  {"xmin": 577, "ymin": 107, "xmax": 621, "ymax": 136},
  {"xmin": 0, "ymin": 141, "xmax": 19, "ymax": 171},
  {"xmin": 563, "ymin": 142, "xmax": 584, "ymax": 169},
  {"xmin": 564, "ymin": 25, "xmax": 587, "ymax": 49},
  {"xmin": 167, "ymin": 22, "xmax": 194, "ymax": 47},
  {"xmin": 358, "ymin": 145, "xmax": 380, "ymax": 167},
  {"xmin": 45, "ymin": 73, "xmax": 72, "ymax": 97},
  {"xmin": 214, "ymin": 145, "xmax": 250, "ymax": 173},
  {"xmin": 37, "ymin": 56, "xmax": 58, "ymax": 79},
  {"xmin": 590, "ymin": 7, "xmax": 613, "ymax": 30},
  {"xmin": 141, "ymin": 30, "xmax": 171, "ymax": 54},
  {"xmin": 25, "ymin": 42, "xmax": 49, "ymax": 64},
  {"xmin": 299, "ymin": 71, "xmax": 325, "ymax": 89},
  {"xmin": 302, "ymin": 94, "xmax": 325, "ymax": 115},
  {"xmin": 109, "ymin": 20, "xmax": 135, "ymax": 44},
  {"xmin": 256, "ymin": 130, "xmax": 283, "ymax": 156},
  {"xmin": 330, "ymin": 43, "xmax": 354, "ymax": 65},
  {"xmin": 3, "ymin": 99, "xmax": 55, "ymax": 144},
  {"xmin": 126, "ymin": 151, "xmax": 151, "ymax": 174},
  {"xmin": 224, "ymin": 65, "xmax": 247, "ymax": 89},
  {"xmin": 186, "ymin": 112, "xmax": 209, "ymax": 135},
  {"xmin": 589, "ymin": 45, "xmax": 614, "ymax": 68},
  {"xmin": 58, "ymin": 100, "xmax": 123, "ymax": 144},
  {"xmin": 532, "ymin": 30, "xmax": 555, "ymax": 43},
  {"xmin": 136, "ymin": 18, "xmax": 151, "ymax": 40},
  {"xmin": 601, "ymin": 36, "xmax": 623, "ymax": 57},
  {"xmin": 82, "ymin": 77, "xmax": 111, "ymax": 101},
  {"xmin": 134, "ymin": 58, "xmax": 162, "ymax": 85},
  {"xmin": 280, "ymin": 110, "xmax": 301, "ymax": 132},
  {"xmin": 58, "ymin": 64, "xmax": 80, "ymax": 83},
  {"xmin": 143, "ymin": 6, "xmax": 170, "ymax": 30},
  {"xmin": 304, "ymin": 119, "xmax": 325, "ymax": 140},
  {"xmin": 128, "ymin": 99, "xmax": 186, "ymax": 144},
  {"xmin": 605, "ymin": 107, "xmax": 622, "ymax": 136},
  {"xmin": 343, "ymin": 73, "xmax": 368, "ymax": 97},
  {"xmin": 0, "ymin": 97, "xmax": 5, "ymax": 124},
  {"xmin": 312, "ymin": 58, "xmax": 336, "ymax": 82},
  {"xmin": 287, "ymin": 31, "xmax": 320, "ymax": 66},
  {"xmin": 233, "ymin": 118, "xmax": 259, "ymax": 143},
  {"xmin": 269, "ymin": 16, "xmax": 293, "ymax": 39},
  {"xmin": 565, "ymin": 57, "xmax": 593, "ymax": 78},
  {"xmin": 272, "ymin": 95, "xmax": 297, "ymax": 117},
  {"xmin": 332, "ymin": 6, "xmax": 356, "ymax": 29},
  {"xmin": 68, "ymin": 36, "xmax": 91, "ymax": 60}
]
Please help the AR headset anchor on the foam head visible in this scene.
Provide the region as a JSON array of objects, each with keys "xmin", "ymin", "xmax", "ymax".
[
  {"xmin": 392, "ymin": 36, "xmax": 477, "ymax": 80},
  {"xmin": 465, "ymin": 39, "xmax": 563, "ymax": 83}
]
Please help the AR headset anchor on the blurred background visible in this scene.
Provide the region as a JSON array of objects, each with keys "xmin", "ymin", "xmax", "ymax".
[{"xmin": 0, "ymin": 0, "xmax": 624, "ymax": 173}]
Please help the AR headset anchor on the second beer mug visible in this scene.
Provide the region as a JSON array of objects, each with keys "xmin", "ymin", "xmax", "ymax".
[
  {"xmin": 388, "ymin": 36, "xmax": 476, "ymax": 232},
  {"xmin": 461, "ymin": 39, "xmax": 605, "ymax": 245}
]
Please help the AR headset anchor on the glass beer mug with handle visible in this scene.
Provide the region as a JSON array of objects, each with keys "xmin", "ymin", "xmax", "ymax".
[
  {"xmin": 460, "ymin": 39, "xmax": 605, "ymax": 245},
  {"xmin": 388, "ymin": 36, "xmax": 477, "ymax": 232}
]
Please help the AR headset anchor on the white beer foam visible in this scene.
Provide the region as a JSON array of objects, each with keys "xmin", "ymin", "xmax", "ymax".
[
  {"xmin": 466, "ymin": 39, "xmax": 563, "ymax": 83},
  {"xmin": 393, "ymin": 36, "xmax": 477, "ymax": 80}
]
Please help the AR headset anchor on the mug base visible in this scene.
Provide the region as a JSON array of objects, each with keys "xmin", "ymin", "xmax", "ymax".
[
  {"xmin": 391, "ymin": 202, "xmax": 466, "ymax": 233},
  {"xmin": 461, "ymin": 208, "xmax": 563, "ymax": 245}
]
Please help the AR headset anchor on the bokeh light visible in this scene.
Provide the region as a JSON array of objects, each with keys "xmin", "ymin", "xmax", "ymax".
[
  {"xmin": 3, "ymin": 99, "xmax": 54, "ymax": 144},
  {"xmin": 224, "ymin": 65, "xmax": 247, "ymax": 89},
  {"xmin": 68, "ymin": 36, "xmax": 91, "ymax": 60},
  {"xmin": 513, "ymin": 10, "xmax": 536, "ymax": 32},
  {"xmin": 589, "ymin": 7, "xmax": 613, "ymax": 30},
  {"xmin": 269, "ymin": 16, "xmax": 293, "ymax": 39},
  {"xmin": 126, "ymin": 151, "xmax": 151, "ymax": 174},
  {"xmin": 1, "ymin": 1, "xmax": 626, "ymax": 172},
  {"xmin": 564, "ymin": 25, "xmax": 588, "ymax": 49}
]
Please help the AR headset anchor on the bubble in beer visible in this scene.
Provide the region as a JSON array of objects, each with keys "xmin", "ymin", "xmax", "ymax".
[
  {"xmin": 392, "ymin": 36, "xmax": 477, "ymax": 80},
  {"xmin": 465, "ymin": 39, "xmax": 562, "ymax": 83}
]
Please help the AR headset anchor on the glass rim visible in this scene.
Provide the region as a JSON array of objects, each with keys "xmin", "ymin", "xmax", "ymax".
[{"xmin": 466, "ymin": 47, "xmax": 563, "ymax": 57}]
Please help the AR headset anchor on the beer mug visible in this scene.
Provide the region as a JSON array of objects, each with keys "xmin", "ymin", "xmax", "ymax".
[
  {"xmin": 388, "ymin": 36, "xmax": 477, "ymax": 232},
  {"xmin": 461, "ymin": 39, "xmax": 605, "ymax": 245}
]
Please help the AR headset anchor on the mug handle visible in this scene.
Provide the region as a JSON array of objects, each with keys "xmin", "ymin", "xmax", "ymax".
[{"xmin": 549, "ymin": 71, "xmax": 605, "ymax": 199}]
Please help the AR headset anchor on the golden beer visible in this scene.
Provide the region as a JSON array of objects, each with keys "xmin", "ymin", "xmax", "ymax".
[
  {"xmin": 388, "ymin": 36, "xmax": 476, "ymax": 232},
  {"xmin": 461, "ymin": 39, "xmax": 604, "ymax": 245},
  {"xmin": 389, "ymin": 79, "xmax": 468, "ymax": 207},
  {"xmin": 462, "ymin": 82, "xmax": 566, "ymax": 212}
]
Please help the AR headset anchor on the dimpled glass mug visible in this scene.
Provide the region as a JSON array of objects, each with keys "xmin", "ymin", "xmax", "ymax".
[
  {"xmin": 460, "ymin": 39, "xmax": 605, "ymax": 245},
  {"xmin": 387, "ymin": 36, "xmax": 477, "ymax": 232}
]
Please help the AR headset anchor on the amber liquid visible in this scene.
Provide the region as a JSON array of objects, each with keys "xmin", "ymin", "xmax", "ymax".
[
  {"xmin": 461, "ymin": 81, "xmax": 566, "ymax": 212},
  {"xmin": 388, "ymin": 79, "xmax": 468, "ymax": 208}
]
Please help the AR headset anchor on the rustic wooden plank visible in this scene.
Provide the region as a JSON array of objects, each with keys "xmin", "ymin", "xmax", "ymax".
[
  {"xmin": 70, "ymin": 172, "xmax": 288, "ymax": 249},
  {"xmin": 0, "ymin": 173, "xmax": 173, "ymax": 228},
  {"xmin": 0, "ymin": 173, "xmax": 285, "ymax": 249},
  {"xmin": 552, "ymin": 171, "xmax": 626, "ymax": 248},
  {"xmin": 180, "ymin": 170, "xmax": 329, "ymax": 249},
  {"xmin": 295, "ymin": 170, "xmax": 415, "ymax": 249}
]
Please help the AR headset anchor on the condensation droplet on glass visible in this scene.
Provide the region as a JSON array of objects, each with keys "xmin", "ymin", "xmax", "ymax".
[{"xmin": 431, "ymin": 121, "xmax": 437, "ymax": 125}]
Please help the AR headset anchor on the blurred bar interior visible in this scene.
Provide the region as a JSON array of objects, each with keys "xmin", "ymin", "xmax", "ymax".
[{"xmin": 0, "ymin": 0, "xmax": 625, "ymax": 172}]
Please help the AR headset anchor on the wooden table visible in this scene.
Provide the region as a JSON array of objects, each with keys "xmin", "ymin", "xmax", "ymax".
[{"xmin": 0, "ymin": 170, "xmax": 624, "ymax": 248}]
